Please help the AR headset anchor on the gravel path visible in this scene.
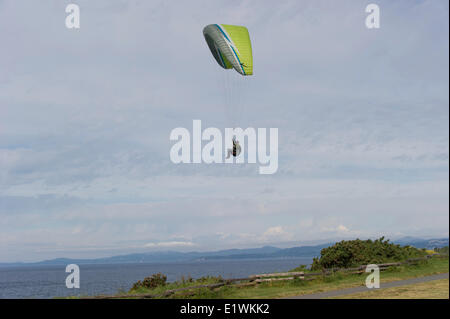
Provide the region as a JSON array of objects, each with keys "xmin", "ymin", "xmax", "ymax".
[{"xmin": 284, "ymin": 272, "xmax": 449, "ymax": 299}]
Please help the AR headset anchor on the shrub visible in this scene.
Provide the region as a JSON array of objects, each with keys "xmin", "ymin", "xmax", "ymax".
[
  {"xmin": 131, "ymin": 273, "xmax": 167, "ymax": 290},
  {"xmin": 311, "ymin": 237, "xmax": 426, "ymax": 270},
  {"xmin": 195, "ymin": 275, "xmax": 223, "ymax": 283},
  {"xmin": 180, "ymin": 275, "xmax": 193, "ymax": 284},
  {"xmin": 434, "ymin": 246, "xmax": 449, "ymax": 254},
  {"xmin": 290, "ymin": 264, "xmax": 308, "ymax": 272}
]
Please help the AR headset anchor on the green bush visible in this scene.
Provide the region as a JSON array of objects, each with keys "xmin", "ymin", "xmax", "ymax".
[
  {"xmin": 434, "ymin": 246, "xmax": 449, "ymax": 254},
  {"xmin": 195, "ymin": 275, "xmax": 223, "ymax": 283},
  {"xmin": 311, "ymin": 237, "xmax": 426, "ymax": 270},
  {"xmin": 131, "ymin": 273, "xmax": 167, "ymax": 290},
  {"xmin": 290, "ymin": 264, "xmax": 308, "ymax": 272}
]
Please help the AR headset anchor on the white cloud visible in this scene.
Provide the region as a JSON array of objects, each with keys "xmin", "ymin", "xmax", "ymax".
[
  {"xmin": 337, "ymin": 225, "xmax": 349, "ymax": 233},
  {"xmin": 263, "ymin": 226, "xmax": 285, "ymax": 237},
  {"xmin": 144, "ymin": 241, "xmax": 195, "ymax": 248}
]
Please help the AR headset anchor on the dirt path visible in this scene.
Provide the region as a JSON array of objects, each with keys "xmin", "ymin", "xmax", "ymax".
[{"xmin": 284, "ymin": 273, "xmax": 449, "ymax": 299}]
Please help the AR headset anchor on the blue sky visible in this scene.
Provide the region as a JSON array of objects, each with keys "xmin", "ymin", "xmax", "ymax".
[{"xmin": 0, "ymin": 0, "xmax": 448, "ymax": 262}]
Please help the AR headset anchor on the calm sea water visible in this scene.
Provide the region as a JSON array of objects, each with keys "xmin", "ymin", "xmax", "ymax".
[{"xmin": 0, "ymin": 257, "xmax": 313, "ymax": 299}]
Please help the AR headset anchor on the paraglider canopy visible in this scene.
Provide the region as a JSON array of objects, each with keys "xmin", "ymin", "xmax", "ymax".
[{"xmin": 203, "ymin": 24, "xmax": 253, "ymax": 76}]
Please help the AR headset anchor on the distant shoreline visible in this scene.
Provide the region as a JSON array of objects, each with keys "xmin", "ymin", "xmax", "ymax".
[
  {"xmin": 1, "ymin": 237, "xmax": 448, "ymax": 268},
  {"xmin": 0, "ymin": 256, "xmax": 315, "ymax": 269}
]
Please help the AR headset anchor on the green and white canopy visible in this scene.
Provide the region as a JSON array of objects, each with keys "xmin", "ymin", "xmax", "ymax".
[{"xmin": 203, "ymin": 24, "xmax": 253, "ymax": 76}]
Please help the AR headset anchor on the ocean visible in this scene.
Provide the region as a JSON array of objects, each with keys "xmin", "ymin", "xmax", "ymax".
[{"xmin": 0, "ymin": 257, "xmax": 313, "ymax": 298}]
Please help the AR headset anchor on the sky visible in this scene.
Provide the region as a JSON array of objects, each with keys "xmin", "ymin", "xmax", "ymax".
[{"xmin": 0, "ymin": 0, "xmax": 448, "ymax": 262}]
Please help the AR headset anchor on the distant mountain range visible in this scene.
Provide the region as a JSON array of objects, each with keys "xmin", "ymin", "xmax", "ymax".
[
  {"xmin": 1, "ymin": 237, "xmax": 447, "ymax": 267},
  {"xmin": 393, "ymin": 237, "xmax": 449, "ymax": 250}
]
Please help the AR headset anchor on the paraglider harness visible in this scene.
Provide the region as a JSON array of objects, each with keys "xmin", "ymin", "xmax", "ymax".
[
  {"xmin": 231, "ymin": 137, "xmax": 241, "ymax": 157},
  {"xmin": 232, "ymin": 140, "xmax": 238, "ymax": 157}
]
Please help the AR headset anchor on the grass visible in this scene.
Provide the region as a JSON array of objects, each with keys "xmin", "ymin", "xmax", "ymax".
[
  {"xmin": 118, "ymin": 255, "xmax": 449, "ymax": 299},
  {"xmin": 330, "ymin": 279, "xmax": 449, "ymax": 299}
]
